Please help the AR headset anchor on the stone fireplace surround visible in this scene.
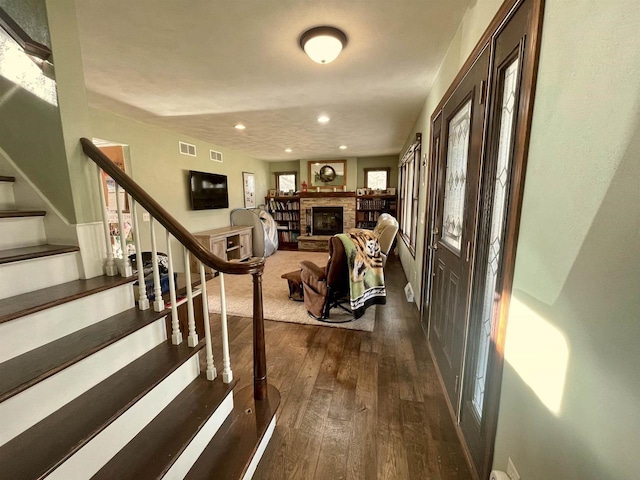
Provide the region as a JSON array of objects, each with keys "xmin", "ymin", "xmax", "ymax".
[{"xmin": 298, "ymin": 192, "xmax": 356, "ymax": 251}]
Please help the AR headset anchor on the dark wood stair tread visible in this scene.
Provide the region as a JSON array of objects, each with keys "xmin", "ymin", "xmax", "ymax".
[
  {"xmin": 0, "ymin": 243, "xmax": 79, "ymax": 266},
  {"xmin": 0, "ymin": 175, "xmax": 15, "ymax": 182},
  {"xmin": 185, "ymin": 384, "xmax": 281, "ymax": 480},
  {"xmin": 0, "ymin": 340, "xmax": 204, "ymax": 480},
  {"xmin": 0, "ymin": 307, "xmax": 168, "ymax": 402},
  {"xmin": 0, "ymin": 209, "xmax": 46, "ymax": 218},
  {"xmin": 93, "ymin": 376, "xmax": 238, "ymax": 480},
  {"xmin": 0, "ymin": 274, "xmax": 135, "ymax": 324}
]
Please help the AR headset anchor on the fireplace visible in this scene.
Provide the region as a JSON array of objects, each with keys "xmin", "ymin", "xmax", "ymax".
[{"xmin": 312, "ymin": 207, "xmax": 343, "ymax": 235}]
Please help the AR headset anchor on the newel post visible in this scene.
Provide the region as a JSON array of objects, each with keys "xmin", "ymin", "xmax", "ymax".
[{"xmin": 252, "ymin": 271, "xmax": 268, "ymax": 400}]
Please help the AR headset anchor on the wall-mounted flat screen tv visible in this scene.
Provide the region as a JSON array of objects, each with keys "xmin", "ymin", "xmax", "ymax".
[{"xmin": 189, "ymin": 170, "xmax": 229, "ymax": 210}]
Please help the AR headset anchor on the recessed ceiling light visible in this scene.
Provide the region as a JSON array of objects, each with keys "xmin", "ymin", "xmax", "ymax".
[
  {"xmin": 234, "ymin": 124, "xmax": 246, "ymax": 130},
  {"xmin": 339, "ymin": 145, "xmax": 347, "ymax": 150},
  {"xmin": 285, "ymin": 148, "xmax": 293, "ymax": 153},
  {"xmin": 317, "ymin": 115, "xmax": 330, "ymax": 124}
]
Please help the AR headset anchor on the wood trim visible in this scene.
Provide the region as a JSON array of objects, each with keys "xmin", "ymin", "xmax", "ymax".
[
  {"xmin": 422, "ymin": 0, "xmax": 546, "ymax": 478},
  {"xmin": 481, "ymin": 0, "xmax": 546, "ymax": 476},
  {"xmin": 81, "ymin": 138, "xmax": 264, "ymax": 277},
  {"xmin": 431, "ymin": 0, "xmax": 524, "ymax": 118},
  {"xmin": 0, "ymin": 6, "xmax": 52, "ymax": 62}
]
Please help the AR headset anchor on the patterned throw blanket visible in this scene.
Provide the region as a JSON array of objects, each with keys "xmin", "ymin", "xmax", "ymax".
[{"xmin": 336, "ymin": 231, "xmax": 386, "ymax": 319}]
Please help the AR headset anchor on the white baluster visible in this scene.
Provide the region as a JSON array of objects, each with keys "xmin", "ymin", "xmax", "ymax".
[
  {"xmin": 115, "ymin": 183, "xmax": 132, "ymax": 277},
  {"xmin": 166, "ymin": 231, "xmax": 182, "ymax": 345},
  {"xmin": 149, "ymin": 218, "xmax": 165, "ymax": 312},
  {"xmin": 199, "ymin": 262, "xmax": 217, "ymax": 381},
  {"xmin": 131, "ymin": 199, "xmax": 149, "ymax": 310},
  {"xmin": 96, "ymin": 166, "xmax": 117, "ymax": 276},
  {"xmin": 183, "ymin": 246, "xmax": 198, "ymax": 347},
  {"xmin": 218, "ymin": 272, "xmax": 233, "ymax": 383}
]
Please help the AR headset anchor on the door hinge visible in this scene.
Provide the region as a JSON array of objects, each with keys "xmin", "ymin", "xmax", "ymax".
[
  {"xmin": 455, "ymin": 375, "xmax": 460, "ymax": 392},
  {"xmin": 466, "ymin": 241, "xmax": 472, "ymax": 262},
  {"xmin": 479, "ymin": 80, "xmax": 487, "ymax": 104}
]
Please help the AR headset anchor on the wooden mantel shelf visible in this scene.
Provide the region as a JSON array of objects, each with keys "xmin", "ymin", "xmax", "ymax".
[{"xmin": 299, "ymin": 191, "xmax": 356, "ymax": 198}]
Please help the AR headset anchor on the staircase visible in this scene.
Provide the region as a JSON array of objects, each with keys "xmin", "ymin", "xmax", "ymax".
[{"xmin": 0, "ymin": 175, "xmax": 278, "ymax": 478}]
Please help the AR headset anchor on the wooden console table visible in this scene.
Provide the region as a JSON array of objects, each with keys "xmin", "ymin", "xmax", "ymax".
[{"xmin": 189, "ymin": 225, "xmax": 253, "ymax": 274}]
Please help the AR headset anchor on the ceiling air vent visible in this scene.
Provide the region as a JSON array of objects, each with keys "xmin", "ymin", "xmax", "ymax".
[
  {"xmin": 179, "ymin": 141, "xmax": 196, "ymax": 157},
  {"xmin": 210, "ymin": 150, "xmax": 223, "ymax": 162}
]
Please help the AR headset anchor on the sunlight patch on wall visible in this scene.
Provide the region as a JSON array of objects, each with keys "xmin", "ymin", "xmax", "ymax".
[
  {"xmin": 505, "ymin": 296, "xmax": 569, "ymax": 416},
  {"xmin": 0, "ymin": 28, "xmax": 57, "ymax": 106}
]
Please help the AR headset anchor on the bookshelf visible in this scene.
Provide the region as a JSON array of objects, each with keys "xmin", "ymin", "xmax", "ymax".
[
  {"xmin": 355, "ymin": 194, "xmax": 397, "ymax": 229},
  {"xmin": 266, "ymin": 195, "xmax": 300, "ymax": 250}
]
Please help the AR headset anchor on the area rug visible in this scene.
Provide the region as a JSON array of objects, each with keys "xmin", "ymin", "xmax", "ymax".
[{"xmin": 205, "ymin": 250, "xmax": 376, "ymax": 332}]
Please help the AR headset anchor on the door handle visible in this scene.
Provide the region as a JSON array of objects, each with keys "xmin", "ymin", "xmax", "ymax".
[{"xmin": 429, "ymin": 243, "xmax": 438, "ymax": 251}]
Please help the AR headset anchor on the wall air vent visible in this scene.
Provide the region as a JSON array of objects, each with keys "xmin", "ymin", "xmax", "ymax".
[
  {"xmin": 210, "ymin": 150, "xmax": 223, "ymax": 162},
  {"xmin": 179, "ymin": 141, "xmax": 197, "ymax": 157}
]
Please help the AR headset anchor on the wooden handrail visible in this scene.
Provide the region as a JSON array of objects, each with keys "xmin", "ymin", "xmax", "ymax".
[
  {"xmin": 81, "ymin": 138, "xmax": 265, "ymax": 276},
  {"xmin": 82, "ymin": 137, "xmax": 269, "ymax": 400},
  {"xmin": 0, "ymin": 7, "xmax": 52, "ymax": 62}
]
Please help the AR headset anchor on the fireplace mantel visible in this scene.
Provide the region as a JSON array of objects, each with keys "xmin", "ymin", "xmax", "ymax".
[{"xmin": 299, "ymin": 191, "xmax": 356, "ymax": 198}]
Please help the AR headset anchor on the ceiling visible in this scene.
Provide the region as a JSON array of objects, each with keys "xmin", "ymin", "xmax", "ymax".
[{"xmin": 75, "ymin": 0, "xmax": 471, "ymax": 161}]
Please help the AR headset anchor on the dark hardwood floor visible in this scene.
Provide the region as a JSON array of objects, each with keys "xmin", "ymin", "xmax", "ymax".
[{"xmin": 203, "ymin": 255, "xmax": 471, "ymax": 480}]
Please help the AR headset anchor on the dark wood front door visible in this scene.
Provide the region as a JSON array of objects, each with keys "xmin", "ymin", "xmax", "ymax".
[{"xmin": 428, "ymin": 47, "xmax": 490, "ymax": 404}]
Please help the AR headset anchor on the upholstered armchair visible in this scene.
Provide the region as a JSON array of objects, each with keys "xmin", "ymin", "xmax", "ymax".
[
  {"xmin": 373, "ymin": 213, "xmax": 399, "ymax": 264},
  {"xmin": 299, "ymin": 237, "xmax": 351, "ymax": 320}
]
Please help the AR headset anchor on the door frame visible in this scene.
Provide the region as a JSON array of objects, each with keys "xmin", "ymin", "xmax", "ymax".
[{"xmin": 419, "ymin": 0, "xmax": 545, "ymax": 478}]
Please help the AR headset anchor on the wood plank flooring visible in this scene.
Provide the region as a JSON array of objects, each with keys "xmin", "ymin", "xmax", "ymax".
[{"xmin": 203, "ymin": 255, "xmax": 471, "ymax": 480}]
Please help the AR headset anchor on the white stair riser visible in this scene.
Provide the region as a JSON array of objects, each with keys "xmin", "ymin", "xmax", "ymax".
[
  {"xmin": 0, "ymin": 318, "xmax": 168, "ymax": 446},
  {"xmin": 0, "ymin": 182, "xmax": 16, "ymax": 209},
  {"xmin": 48, "ymin": 353, "xmax": 201, "ymax": 480},
  {"xmin": 0, "ymin": 282, "xmax": 135, "ymax": 363},
  {"xmin": 163, "ymin": 392, "xmax": 234, "ymax": 480},
  {"xmin": 0, "ymin": 216, "xmax": 46, "ymax": 249},
  {"xmin": 242, "ymin": 415, "xmax": 277, "ymax": 480},
  {"xmin": 0, "ymin": 252, "xmax": 80, "ymax": 300}
]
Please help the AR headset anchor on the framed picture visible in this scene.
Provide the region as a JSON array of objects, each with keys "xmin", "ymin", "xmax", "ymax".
[
  {"xmin": 308, "ymin": 160, "xmax": 346, "ymax": 188},
  {"xmin": 268, "ymin": 189, "xmax": 277, "ymax": 197},
  {"xmin": 243, "ymin": 172, "xmax": 255, "ymax": 208}
]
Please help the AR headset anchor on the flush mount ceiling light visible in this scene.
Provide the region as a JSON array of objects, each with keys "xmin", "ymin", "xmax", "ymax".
[
  {"xmin": 317, "ymin": 115, "xmax": 330, "ymax": 124},
  {"xmin": 285, "ymin": 148, "xmax": 293, "ymax": 153},
  {"xmin": 234, "ymin": 124, "xmax": 246, "ymax": 130},
  {"xmin": 339, "ymin": 145, "xmax": 347, "ymax": 150},
  {"xmin": 299, "ymin": 26, "xmax": 348, "ymax": 64}
]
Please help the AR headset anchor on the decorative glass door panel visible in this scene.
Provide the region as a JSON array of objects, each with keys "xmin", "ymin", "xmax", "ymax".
[
  {"xmin": 471, "ymin": 58, "xmax": 520, "ymax": 418},
  {"xmin": 442, "ymin": 100, "xmax": 472, "ymax": 252}
]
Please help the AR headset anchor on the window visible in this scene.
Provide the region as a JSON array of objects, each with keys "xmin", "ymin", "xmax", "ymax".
[
  {"xmin": 275, "ymin": 171, "xmax": 297, "ymax": 194},
  {"xmin": 398, "ymin": 133, "xmax": 422, "ymax": 253},
  {"xmin": 364, "ymin": 168, "xmax": 390, "ymax": 190}
]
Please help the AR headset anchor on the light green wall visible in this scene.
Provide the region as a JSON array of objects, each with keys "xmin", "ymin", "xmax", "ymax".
[
  {"xmin": 396, "ymin": 0, "xmax": 503, "ymax": 299},
  {"xmin": 269, "ymin": 156, "xmax": 394, "ymax": 191},
  {"xmin": 0, "ymin": 76, "xmax": 77, "ymax": 221},
  {"xmin": 46, "ymin": 0, "xmax": 101, "ymax": 224},
  {"xmin": 398, "ymin": 0, "xmax": 640, "ymax": 478},
  {"xmin": 356, "ymin": 155, "xmax": 398, "ymax": 188},
  {"xmin": 493, "ymin": 1, "xmax": 640, "ymax": 478},
  {"xmin": 89, "ymin": 107, "xmax": 270, "ymax": 237}
]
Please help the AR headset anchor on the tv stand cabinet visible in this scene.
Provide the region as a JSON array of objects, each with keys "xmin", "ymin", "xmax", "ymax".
[{"xmin": 189, "ymin": 225, "xmax": 253, "ymax": 274}]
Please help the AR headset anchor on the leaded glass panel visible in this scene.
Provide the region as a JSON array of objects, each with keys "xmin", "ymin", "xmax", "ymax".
[
  {"xmin": 442, "ymin": 100, "xmax": 472, "ymax": 251},
  {"xmin": 471, "ymin": 58, "xmax": 520, "ymax": 418}
]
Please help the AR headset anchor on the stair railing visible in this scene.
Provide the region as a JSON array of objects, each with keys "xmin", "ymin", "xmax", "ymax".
[{"xmin": 81, "ymin": 138, "xmax": 268, "ymax": 400}]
